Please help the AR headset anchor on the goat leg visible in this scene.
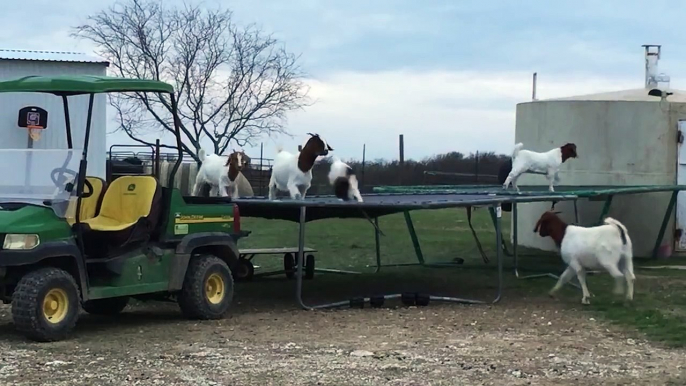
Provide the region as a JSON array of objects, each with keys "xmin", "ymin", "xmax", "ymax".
[{"xmin": 549, "ymin": 266, "xmax": 576, "ymax": 298}]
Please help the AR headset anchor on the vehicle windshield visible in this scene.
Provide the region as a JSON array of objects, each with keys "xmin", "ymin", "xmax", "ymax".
[{"xmin": 0, "ymin": 149, "xmax": 82, "ymax": 217}]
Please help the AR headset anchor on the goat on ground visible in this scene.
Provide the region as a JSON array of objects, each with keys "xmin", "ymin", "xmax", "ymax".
[
  {"xmin": 268, "ymin": 133, "xmax": 333, "ymax": 200},
  {"xmin": 192, "ymin": 149, "xmax": 248, "ymax": 198},
  {"xmin": 328, "ymin": 156, "xmax": 363, "ymax": 202},
  {"xmin": 503, "ymin": 142, "xmax": 577, "ymax": 192},
  {"xmin": 533, "ymin": 211, "xmax": 635, "ymax": 305}
]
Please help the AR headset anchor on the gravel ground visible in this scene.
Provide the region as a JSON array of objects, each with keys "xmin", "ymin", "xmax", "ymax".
[{"xmin": 0, "ymin": 280, "xmax": 685, "ymax": 386}]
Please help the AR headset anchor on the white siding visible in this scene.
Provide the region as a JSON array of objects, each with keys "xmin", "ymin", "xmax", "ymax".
[{"xmin": 0, "ymin": 60, "xmax": 108, "ymax": 178}]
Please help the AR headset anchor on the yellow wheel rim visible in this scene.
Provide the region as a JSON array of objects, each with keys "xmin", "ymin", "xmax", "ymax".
[
  {"xmin": 205, "ymin": 273, "xmax": 225, "ymax": 304},
  {"xmin": 42, "ymin": 288, "xmax": 69, "ymax": 324}
]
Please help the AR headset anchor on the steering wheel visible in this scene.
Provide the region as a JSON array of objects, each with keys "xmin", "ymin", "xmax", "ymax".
[{"xmin": 50, "ymin": 168, "xmax": 94, "ymax": 198}]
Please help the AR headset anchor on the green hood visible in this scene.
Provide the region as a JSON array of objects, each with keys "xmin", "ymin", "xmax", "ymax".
[{"xmin": 0, "ymin": 204, "xmax": 72, "ymax": 241}]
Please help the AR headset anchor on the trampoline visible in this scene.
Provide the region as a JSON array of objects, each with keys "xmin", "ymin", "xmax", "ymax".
[
  {"xmin": 232, "ymin": 192, "xmax": 574, "ymax": 310},
  {"xmin": 373, "ymin": 184, "xmax": 686, "ymax": 281}
]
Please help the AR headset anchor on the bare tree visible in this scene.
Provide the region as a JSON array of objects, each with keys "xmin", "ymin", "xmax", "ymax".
[{"xmin": 73, "ymin": 0, "xmax": 310, "ymax": 161}]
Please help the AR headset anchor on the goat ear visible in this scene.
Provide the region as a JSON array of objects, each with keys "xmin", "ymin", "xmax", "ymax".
[
  {"xmin": 306, "ymin": 132, "xmax": 318, "ymax": 137},
  {"xmin": 552, "ymin": 211, "xmax": 562, "ymax": 215},
  {"xmin": 534, "ymin": 219, "xmax": 542, "ymax": 233},
  {"xmin": 327, "ymin": 144, "xmax": 334, "ymax": 151}
]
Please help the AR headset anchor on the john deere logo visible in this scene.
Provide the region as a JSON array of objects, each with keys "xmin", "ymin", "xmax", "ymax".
[{"xmin": 127, "ymin": 184, "xmax": 136, "ymax": 191}]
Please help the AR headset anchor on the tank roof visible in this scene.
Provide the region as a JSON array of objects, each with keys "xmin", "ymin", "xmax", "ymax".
[{"xmin": 536, "ymin": 88, "xmax": 686, "ymax": 103}]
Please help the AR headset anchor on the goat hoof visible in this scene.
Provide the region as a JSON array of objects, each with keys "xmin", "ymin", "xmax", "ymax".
[{"xmin": 581, "ymin": 297, "xmax": 591, "ymax": 305}]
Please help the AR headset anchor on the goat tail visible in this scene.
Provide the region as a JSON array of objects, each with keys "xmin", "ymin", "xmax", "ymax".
[
  {"xmin": 512, "ymin": 142, "xmax": 524, "ymax": 159},
  {"xmin": 198, "ymin": 148, "xmax": 206, "ymax": 161},
  {"xmin": 604, "ymin": 217, "xmax": 630, "ymax": 246}
]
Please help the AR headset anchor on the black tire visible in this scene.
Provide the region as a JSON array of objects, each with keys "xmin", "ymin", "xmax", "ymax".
[
  {"xmin": 12, "ymin": 267, "xmax": 80, "ymax": 342},
  {"xmin": 305, "ymin": 254, "xmax": 315, "ymax": 280},
  {"xmin": 82, "ymin": 296, "xmax": 129, "ymax": 316},
  {"xmin": 234, "ymin": 259, "xmax": 255, "ymax": 282},
  {"xmin": 284, "ymin": 253, "xmax": 295, "ymax": 279},
  {"xmin": 178, "ymin": 255, "xmax": 234, "ymax": 320}
]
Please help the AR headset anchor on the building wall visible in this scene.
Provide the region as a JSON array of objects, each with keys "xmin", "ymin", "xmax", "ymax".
[
  {"xmin": 513, "ymin": 99, "xmax": 686, "ymax": 257},
  {"xmin": 0, "ymin": 60, "xmax": 108, "ymax": 178}
]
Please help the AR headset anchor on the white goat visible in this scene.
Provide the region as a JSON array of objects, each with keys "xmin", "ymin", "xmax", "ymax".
[
  {"xmin": 192, "ymin": 149, "xmax": 246, "ymax": 198},
  {"xmin": 328, "ymin": 156, "xmax": 363, "ymax": 202},
  {"xmin": 534, "ymin": 211, "xmax": 635, "ymax": 305},
  {"xmin": 268, "ymin": 133, "xmax": 333, "ymax": 200},
  {"xmin": 503, "ymin": 142, "xmax": 578, "ymax": 192}
]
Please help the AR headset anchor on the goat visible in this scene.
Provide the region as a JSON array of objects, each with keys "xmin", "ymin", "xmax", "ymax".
[
  {"xmin": 534, "ymin": 211, "xmax": 635, "ymax": 305},
  {"xmin": 503, "ymin": 142, "xmax": 577, "ymax": 192},
  {"xmin": 192, "ymin": 149, "xmax": 248, "ymax": 198},
  {"xmin": 328, "ymin": 156, "xmax": 363, "ymax": 202},
  {"xmin": 268, "ymin": 133, "xmax": 333, "ymax": 200}
]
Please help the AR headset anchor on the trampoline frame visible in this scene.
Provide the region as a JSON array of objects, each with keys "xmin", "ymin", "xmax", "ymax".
[
  {"xmin": 374, "ymin": 184, "xmax": 685, "ymax": 283},
  {"xmin": 233, "ymin": 192, "xmax": 572, "ymax": 310}
]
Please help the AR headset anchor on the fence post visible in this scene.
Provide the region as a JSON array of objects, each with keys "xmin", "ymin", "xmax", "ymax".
[
  {"xmin": 361, "ymin": 143, "xmax": 366, "ymax": 190},
  {"xmin": 399, "ymin": 134, "xmax": 404, "ymax": 185}
]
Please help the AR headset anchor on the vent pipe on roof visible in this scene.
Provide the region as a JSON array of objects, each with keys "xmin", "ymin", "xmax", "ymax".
[{"xmin": 643, "ymin": 44, "xmax": 670, "ymax": 89}]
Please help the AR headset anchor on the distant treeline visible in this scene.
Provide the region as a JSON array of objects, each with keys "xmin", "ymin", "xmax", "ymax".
[{"xmin": 253, "ymin": 151, "xmax": 511, "ymax": 196}]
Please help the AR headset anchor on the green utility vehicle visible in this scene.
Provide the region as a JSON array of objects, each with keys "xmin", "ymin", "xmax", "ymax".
[{"xmin": 0, "ymin": 75, "xmax": 247, "ymax": 342}]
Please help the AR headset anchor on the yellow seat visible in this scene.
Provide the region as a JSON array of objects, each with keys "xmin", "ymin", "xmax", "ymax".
[
  {"xmin": 81, "ymin": 176, "xmax": 160, "ymax": 232},
  {"xmin": 65, "ymin": 177, "xmax": 106, "ymax": 226}
]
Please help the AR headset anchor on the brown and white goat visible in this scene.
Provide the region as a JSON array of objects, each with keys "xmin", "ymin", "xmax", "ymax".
[
  {"xmin": 534, "ymin": 211, "xmax": 635, "ymax": 305},
  {"xmin": 503, "ymin": 142, "xmax": 578, "ymax": 192},
  {"xmin": 192, "ymin": 149, "xmax": 248, "ymax": 198},
  {"xmin": 268, "ymin": 133, "xmax": 333, "ymax": 200}
]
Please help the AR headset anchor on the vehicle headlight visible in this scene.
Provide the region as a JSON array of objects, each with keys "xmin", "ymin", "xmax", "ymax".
[{"xmin": 3, "ymin": 234, "xmax": 40, "ymax": 250}]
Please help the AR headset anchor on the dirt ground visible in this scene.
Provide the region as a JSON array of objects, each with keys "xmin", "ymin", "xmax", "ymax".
[{"xmin": 1, "ymin": 276, "xmax": 685, "ymax": 386}]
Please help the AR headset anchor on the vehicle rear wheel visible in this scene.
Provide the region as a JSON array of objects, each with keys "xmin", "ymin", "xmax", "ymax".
[
  {"xmin": 178, "ymin": 255, "xmax": 234, "ymax": 320},
  {"xmin": 82, "ymin": 296, "xmax": 129, "ymax": 315},
  {"xmin": 12, "ymin": 267, "xmax": 80, "ymax": 342}
]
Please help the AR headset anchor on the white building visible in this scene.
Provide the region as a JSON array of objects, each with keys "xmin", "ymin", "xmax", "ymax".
[
  {"xmin": 0, "ymin": 49, "xmax": 110, "ymax": 178},
  {"xmin": 514, "ymin": 45, "xmax": 686, "ymax": 257}
]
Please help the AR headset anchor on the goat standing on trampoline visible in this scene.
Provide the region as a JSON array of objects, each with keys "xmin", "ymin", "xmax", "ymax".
[
  {"xmin": 502, "ymin": 142, "xmax": 578, "ymax": 192},
  {"xmin": 192, "ymin": 149, "xmax": 248, "ymax": 198},
  {"xmin": 268, "ymin": 133, "xmax": 333, "ymax": 200},
  {"xmin": 328, "ymin": 156, "xmax": 363, "ymax": 202}
]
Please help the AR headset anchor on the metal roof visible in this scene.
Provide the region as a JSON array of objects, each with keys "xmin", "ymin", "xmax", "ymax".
[
  {"xmin": 0, "ymin": 49, "xmax": 109, "ymax": 65},
  {"xmin": 529, "ymin": 88, "xmax": 686, "ymax": 103}
]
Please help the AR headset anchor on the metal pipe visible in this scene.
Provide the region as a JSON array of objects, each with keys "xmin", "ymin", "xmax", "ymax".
[
  {"xmin": 493, "ymin": 203, "xmax": 503, "ymax": 303},
  {"xmin": 532, "ymin": 72, "xmax": 537, "ymax": 101},
  {"xmin": 374, "ymin": 217, "xmax": 381, "ymax": 273}
]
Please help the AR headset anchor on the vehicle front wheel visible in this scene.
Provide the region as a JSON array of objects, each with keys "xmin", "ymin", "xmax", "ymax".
[
  {"xmin": 12, "ymin": 267, "xmax": 80, "ymax": 342},
  {"xmin": 177, "ymin": 255, "xmax": 234, "ymax": 320}
]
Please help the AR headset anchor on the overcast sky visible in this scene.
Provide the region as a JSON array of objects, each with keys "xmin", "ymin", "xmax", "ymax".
[{"xmin": 3, "ymin": 0, "xmax": 686, "ymax": 161}]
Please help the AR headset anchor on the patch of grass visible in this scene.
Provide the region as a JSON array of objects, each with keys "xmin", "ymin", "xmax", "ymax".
[{"xmin": 238, "ymin": 208, "xmax": 686, "ymax": 347}]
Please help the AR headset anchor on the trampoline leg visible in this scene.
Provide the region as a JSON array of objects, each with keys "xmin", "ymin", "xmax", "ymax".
[
  {"xmin": 597, "ymin": 195, "xmax": 614, "ymax": 225},
  {"xmin": 374, "ymin": 217, "xmax": 382, "ymax": 273},
  {"xmin": 512, "ymin": 202, "xmax": 519, "ymax": 276},
  {"xmin": 652, "ymin": 190, "xmax": 678, "ymax": 259},
  {"xmin": 404, "ymin": 211, "xmax": 425, "ymax": 265},
  {"xmin": 295, "ymin": 206, "xmax": 312, "ymax": 310},
  {"xmin": 493, "ymin": 204, "xmax": 503, "ymax": 303},
  {"xmin": 489, "ymin": 207, "xmax": 513, "ymax": 257}
]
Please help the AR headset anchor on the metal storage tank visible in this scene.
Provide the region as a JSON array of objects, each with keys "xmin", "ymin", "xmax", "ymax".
[
  {"xmin": 0, "ymin": 49, "xmax": 110, "ymax": 178},
  {"xmin": 513, "ymin": 45, "xmax": 686, "ymax": 257}
]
